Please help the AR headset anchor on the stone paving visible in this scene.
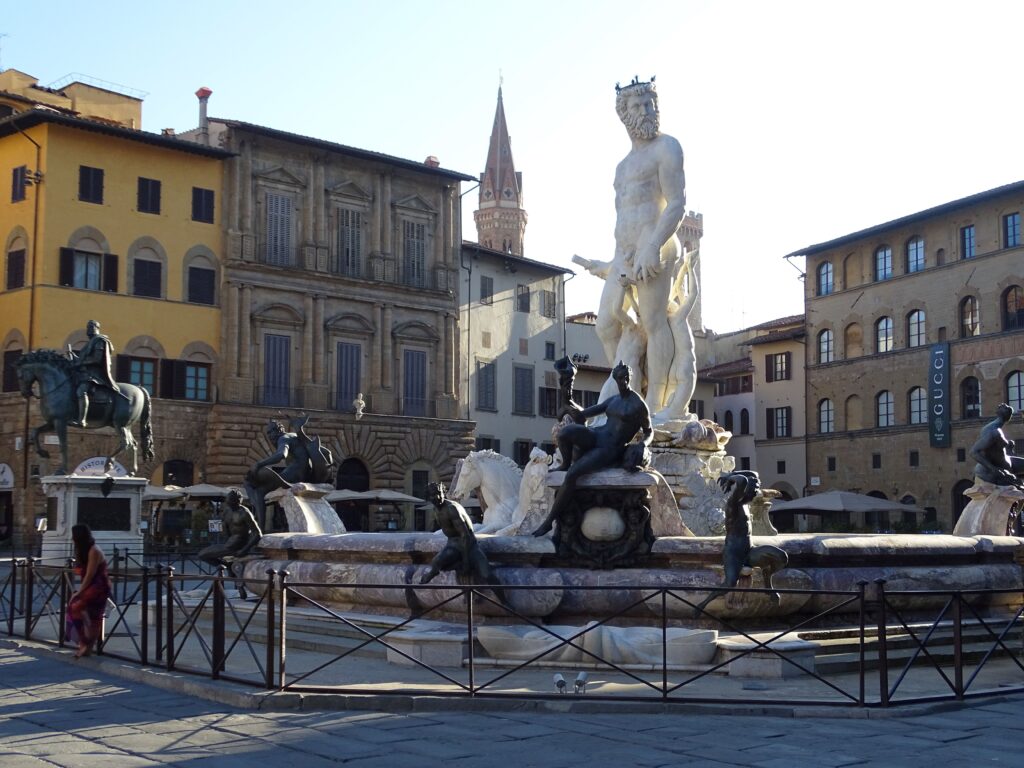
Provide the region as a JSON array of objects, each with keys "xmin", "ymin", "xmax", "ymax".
[{"xmin": 1, "ymin": 643, "xmax": 1020, "ymax": 767}]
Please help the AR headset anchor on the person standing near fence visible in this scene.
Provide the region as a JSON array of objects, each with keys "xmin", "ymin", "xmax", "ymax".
[{"xmin": 66, "ymin": 524, "xmax": 111, "ymax": 658}]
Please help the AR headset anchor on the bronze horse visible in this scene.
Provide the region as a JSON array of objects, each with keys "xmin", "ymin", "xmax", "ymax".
[{"xmin": 15, "ymin": 349, "xmax": 155, "ymax": 475}]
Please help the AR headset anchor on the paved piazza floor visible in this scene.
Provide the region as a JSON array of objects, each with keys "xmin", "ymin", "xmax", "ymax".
[{"xmin": 0, "ymin": 643, "xmax": 1020, "ymax": 767}]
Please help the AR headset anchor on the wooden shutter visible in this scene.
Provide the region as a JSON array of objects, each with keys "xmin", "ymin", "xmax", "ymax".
[
  {"xmin": 59, "ymin": 247, "xmax": 75, "ymax": 286},
  {"xmin": 766, "ymin": 407, "xmax": 776, "ymax": 439},
  {"xmin": 403, "ymin": 349, "xmax": 427, "ymax": 415},
  {"xmin": 6, "ymin": 248, "xmax": 25, "ymax": 289},
  {"xmin": 115, "ymin": 356, "xmax": 131, "ymax": 383},
  {"xmin": 765, "ymin": 354, "xmax": 774, "ymax": 383},
  {"xmin": 103, "ymin": 254, "xmax": 118, "ymax": 292},
  {"xmin": 784, "ymin": 351, "xmax": 792, "ymax": 380},
  {"xmin": 335, "ymin": 342, "xmax": 361, "ymax": 408},
  {"xmin": 263, "ymin": 334, "xmax": 291, "ymax": 405}
]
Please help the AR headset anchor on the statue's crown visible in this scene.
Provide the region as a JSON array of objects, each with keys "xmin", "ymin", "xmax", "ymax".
[{"xmin": 615, "ymin": 75, "xmax": 656, "ymax": 93}]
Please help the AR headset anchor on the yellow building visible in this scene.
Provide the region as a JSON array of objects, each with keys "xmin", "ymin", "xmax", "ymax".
[{"xmin": 0, "ymin": 71, "xmax": 231, "ymax": 544}]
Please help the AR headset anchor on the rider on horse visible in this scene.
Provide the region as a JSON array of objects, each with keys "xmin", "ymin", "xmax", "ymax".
[{"xmin": 67, "ymin": 320, "xmax": 120, "ymax": 428}]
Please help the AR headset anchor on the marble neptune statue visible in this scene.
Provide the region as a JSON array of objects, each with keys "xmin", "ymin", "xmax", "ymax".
[{"xmin": 585, "ymin": 76, "xmax": 698, "ymax": 425}]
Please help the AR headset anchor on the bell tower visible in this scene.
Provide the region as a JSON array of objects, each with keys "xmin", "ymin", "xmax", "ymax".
[{"xmin": 474, "ymin": 86, "xmax": 527, "ymax": 255}]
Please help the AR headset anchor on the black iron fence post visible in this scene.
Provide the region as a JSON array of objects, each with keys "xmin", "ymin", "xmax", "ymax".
[
  {"xmin": 264, "ymin": 569, "xmax": 276, "ymax": 690},
  {"xmin": 154, "ymin": 563, "xmax": 164, "ymax": 662},
  {"xmin": 875, "ymin": 578, "xmax": 889, "ymax": 706},
  {"xmin": 661, "ymin": 589, "xmax": 668, "ymax": 700},
  {"xmin": 212, "ymin": 566, "xmax": 226, "ymax": 679},
  {"xmin": 952, "ymin": 591, "xmax": 964, "ymax": 699},
  {"xmin": 857, "ymin": 581, "xmax": 868, "ymax": 707},
  {"xmin": 7, "ymin": 558, "xmax": 18, "ymax": 637},
  {"xmin": 165, "ymin": 565, "xmax": 175, "ymax": 671},
  {"xmin": 24, "ymin": 557, "xmax": 36, "ymax": 640},
  {"xmin": 278, "ymin": 570, "xmax": 288, "ymax": 690},
  {"xmin": 140, "ymin": 565, "xmax": 149, "ymax": 666},
  {"xmin": 466, "ymin": 586, "xmax": 475, "ymax": 696}
]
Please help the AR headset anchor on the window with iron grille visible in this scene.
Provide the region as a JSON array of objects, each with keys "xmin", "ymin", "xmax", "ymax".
[
  {"xmin": 765, "ymin": 406, "xmax": 791, "ymax": 438},
  {"xmin": 872, "ymin": 453, "xmax": 882, "ymax": 469},
  {"xmin": 960, "ymin": 225, "xmax": 976, "ymax": 259},
  {"xmin": 265, "ymin": 191, "xmax": 293, "ymax": 266},
  {"xmin": 827, "ymin": 456, "xmax": 836, "ymax": 471},
  {"xmin": 137, "ymin": 177, "xmax": 161, "ymax": 214},
  {"xmin": 480, "ymin": 275, "xmax": 493, "ymax": 304},
  {"xmin": 192, "ymin": 187, "xmax": 215, "ymax": 223},
  {"xmin": 513, "ymin": 365, "xmax": 534, "ymax": 415},
  {"xmin": 961, "ymin": 376, "xmax": 981, "ymax": 419},
  {"xmin": 477, "ymin": 360, "xmax": 496, "ymax": 411},
  {"xmin": 78, "ymin": 166, "xmax": 104, "ymax": 204},
  {"xmin": 335, "ymin": 208, "xmax": 362, "ymax": 277},
  {"xmin": 6, "ymin": 248, "xmax": 25, "ymax": 289},
  {"xmin": 403, "ymin": 220, "xmax": 426, "ymax": 287},
  {"xmin": 516, "ymin": 284, "xmax": 530, "ymax": 313}
]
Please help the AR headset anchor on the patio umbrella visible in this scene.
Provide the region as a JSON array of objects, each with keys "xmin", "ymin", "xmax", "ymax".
[
  {"xmin": 770, "ymin": 490, "xmax": 924, "ymax": 515},
  {"xmin": 142, "ymin": 484, "xmax": 185, "ymax": 502},
  {"xmin": 324, "ymin": 488, "xmax": 369, "ymax": 503},
  {"xmin": 353, "ymin": 489, "xmax": 426, "ymax": 504},
  {"xmin": 182, "ymin": 483, "xmax": 236, "ymax": 500}
]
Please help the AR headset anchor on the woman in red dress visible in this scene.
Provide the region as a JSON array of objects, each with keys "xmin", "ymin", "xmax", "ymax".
[{"xmin": 65, "ymin": 524, "xmax": 111, "ymax": 657}]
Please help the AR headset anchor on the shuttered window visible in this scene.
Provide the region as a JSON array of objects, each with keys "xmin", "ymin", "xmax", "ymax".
[
  {"xmin": 265, "ymin": 192, "xmax": 293, "ymax": 266},
  {"xmin": 477, "ymin": 360, "xmax": 496, "ymax": 411},
  {"xmin": 192, "ymin": 187, "xmax": 215, "ymax": 223},
  {"xmin": 335, "ymin": 208, "xmax": 362, "ymax": 277},
  {"xmin": 78, "ymin": 166, "xmax": 104, "ymax": 204},
  {"xmin": 2, "ymin": 349, "xmax": 22, "ymax": 392},
  {"xmin": 59, "ymin": 248, "xmax": 118, "ymax": 292},
  {"xmin": 187, "ymin": 266, "xmax": 215, "ymax": 305},
  {"xmin": 132, "ymin": 259, "xmax": 162, "ymax": 298},
  {"xmin": 336, "ymin": 342, "xmax": 362, "ymax": 411},
  {"xmin": 403, "ymin": 220, "xmax": 426, "ymax": 287},
  {"xmin": 263, "ymin": 333, "xmax": 291, "ymax": 406},
  {"xmin": 513, "ymin": 366, "xmax": 534, "ymax": 415},
  {"xmin": 6, "ymin": 249, "xmax": 25, "ymax": 289},
  {"xmin": 541, "ymin": 289, "xmax": 557, "ymax": 318},
  {"xmin": 11, "ymin": 166, "xmax": 27, "ymax": 202},
  {"xmin": 403, "ymin": 349, "xmax": 427, "ymax": 415},
  {"xmin": 137, "ymin": 177, "xmax": 161, "ymax": 214}
]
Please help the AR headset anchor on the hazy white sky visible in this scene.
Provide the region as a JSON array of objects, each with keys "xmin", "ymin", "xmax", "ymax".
[{"xmin": 4, "ymin": 1, "xmax": 1023, "ymax": 332}]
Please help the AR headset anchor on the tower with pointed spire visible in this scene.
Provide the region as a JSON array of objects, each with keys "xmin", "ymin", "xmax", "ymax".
[{"xmin": 474, "ymin": 86, "xmax": 527, "ymax": 256}]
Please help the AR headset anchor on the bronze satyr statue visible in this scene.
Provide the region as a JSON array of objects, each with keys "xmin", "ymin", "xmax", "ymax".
[
  {"xmin": 244, "ymin": 414, "xmax": 334, "ymax": 530},
  {"xmin": 420, "ymin": 482, "xmax": 506, "ymax": 604},
  {"xmin": 199, "ymin": 489, "xmax": 262, "ymax": 595},
  {"xmin": 692, "ymin": 471, "xmax": 788, "ymax": 618},
  {"xmin": 970, "ymin": 403, "xmax": 1024, "ymax": 488},
  {"xmin": 533, "ymin": 361, "xmax": 653, "ymax": 537}
]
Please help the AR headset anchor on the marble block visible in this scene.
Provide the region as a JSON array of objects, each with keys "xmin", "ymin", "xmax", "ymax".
[
  {"xmin": 953, "ymin": 480, "xmax": 1024, "ymax": 537},
  {"xmin": 266, "ymin": 483, "xmax": 345, "ymax": 534}
]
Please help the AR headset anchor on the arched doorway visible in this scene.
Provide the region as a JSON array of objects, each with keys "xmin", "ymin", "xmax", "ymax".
[
  {"xmin": 951, "ymin": 479, "xmax": 973, "ymax": 530},
  {"xmin": 336, "ymin": 458, "xmax": 370, "ymax": 531}
]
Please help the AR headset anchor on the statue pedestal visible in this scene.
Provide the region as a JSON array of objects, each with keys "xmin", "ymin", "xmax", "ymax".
[
  {"xmin": 953, "ymin": 480, "xmax": 1024, "ymax": 536},
  {"xmin": 39, "ymin": 474, "xmax": 146, "ymax": 564},
  {"xmin": 266, "ymin": 483, "xmax": 346, "ymax": 534}
]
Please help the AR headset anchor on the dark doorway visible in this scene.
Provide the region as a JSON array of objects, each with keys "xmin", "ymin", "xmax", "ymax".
[
  {"xmin": 336, "ymin": 458, "xmax": 370, "ymax": 531},
  {"xmin": 0, "ymin": 491, "xmax": 12, "ymax": 542},
  {"xmin": 163, "ymin": 459, "xmax": 194, "ymax": 487}
]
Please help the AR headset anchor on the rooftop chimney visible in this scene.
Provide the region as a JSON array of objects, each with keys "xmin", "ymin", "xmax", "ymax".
[
  {"xmin": 424, "ymin": 155, "xmax": 440, "ymax": 168},
  {"xmin": 195, "ymin": 87, "xmax": 212, "ymax": 145}
]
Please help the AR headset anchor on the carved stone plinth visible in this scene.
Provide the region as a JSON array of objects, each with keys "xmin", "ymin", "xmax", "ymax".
[
  {"xmin": 953, "ymin": 480, "xmax": 1024, "ymax": 537},
  {"xmin": 40, "ymin": 472, "xmax": 146, "ymax": 563},
  {"xmin": 545, "ymin": 470, "xmax": 655, "ymax": 569},
  {"xmin": 651, "ymin": 445, "xmax": 733, "ymax": 535}
]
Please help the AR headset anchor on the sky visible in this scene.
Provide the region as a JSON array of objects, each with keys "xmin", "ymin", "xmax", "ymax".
[{"xmin": 3, "ymin": 1, "xmax": 1024, "ymax": 333}]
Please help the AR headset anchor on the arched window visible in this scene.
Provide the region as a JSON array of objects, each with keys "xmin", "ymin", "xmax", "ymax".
[
  {"xmin": 876, "ymin": 390, "xmax": 895, "ymax": 427},
  {"xmin": 183, "ymin": 247, "xmax": 218, "ymax": 305},
  {"xmin": 739, "ymin": 408, "xmax": 750, "ymax": 435},
  {"xmin": 960, "ymin": 296, "xmax": 980, "ymax": 337},
  {"xmin": 906, "ymin": 309, "xmax": 926, "ymax": 348},
  {"xmin": 818, "ymin": 399, "xmax": 834, "ymax": 434},
  {"xmin": 874, "ymin": 245, "xmax": 893, "ymax": 281},
  {"xmin": 875, "ymin": 316, "xmax": 893, "ymax": 353},
  {"xmin": 908, "ymin": 387, "xmax": 927, "ymax": 425},
  {"xmin": 723, "ymin": 410, "xmax": 734, "ymax": 432},
  {"xmin": 1003, "ymin": 285, "xmax": 1023, "ymax": 331},
  {"xmin": 5, "ymin": 236, "xmax": 27, "ymax": 290},
  {"xmin": 905, "ymin": 236, "xmax": 925, "ymax": 273},
  {"xmin": 816, "ymin": 261, "xmax": 834, "ymax": 296},
  {"xmin": 1008, "ymin": 370, "xmax": 1024, "ymax": 411},
  {"xmin": 960, "ymin": 376, "xmax": 981, "ymax": 419},
  {"xmin": 817, "ymin": 329, "xmax": 834, "ymax": 364}
]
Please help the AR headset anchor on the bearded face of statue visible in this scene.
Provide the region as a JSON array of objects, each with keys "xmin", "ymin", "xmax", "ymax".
[{"xmin": 617, "ymin": 87, "xmax": 660, "ymax": 140}]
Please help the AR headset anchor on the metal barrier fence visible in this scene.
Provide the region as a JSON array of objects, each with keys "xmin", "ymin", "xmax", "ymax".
[{"xmin": 2, "ymin": 558, "xmax": 1022, "ymax": 708}]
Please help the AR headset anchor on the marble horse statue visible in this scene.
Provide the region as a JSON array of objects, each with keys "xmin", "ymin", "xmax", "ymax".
[
  {"xmin": 15, "ymin": 349, "xmax": 154, "ymax": 475},
  {"xmin": 449, "ymin": 450, "xmax": 522, "ymax": 534}
]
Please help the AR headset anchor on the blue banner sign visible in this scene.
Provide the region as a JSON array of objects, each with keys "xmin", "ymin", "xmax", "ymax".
[{"xmin": 929, "ymin": 342, "xmax": 950, "ymax": 447}]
